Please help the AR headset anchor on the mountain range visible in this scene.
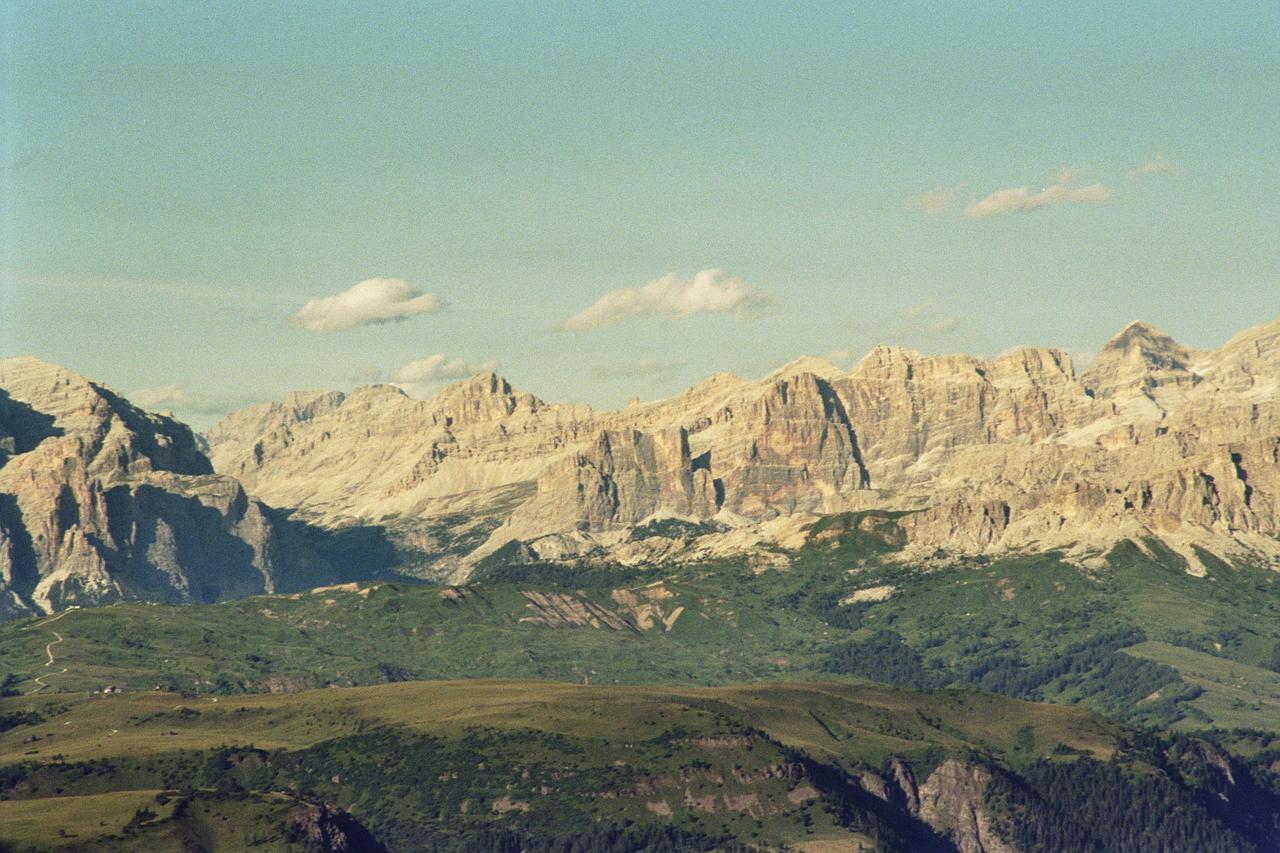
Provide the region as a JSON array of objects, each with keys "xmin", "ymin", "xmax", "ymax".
[
  {"xmin": 0, "ymin": 317, "xmax": 1277, "ymax": 617},
  {"xmin": 2, "ymin": 318, "xmax": 1280, "ymax": 850}
]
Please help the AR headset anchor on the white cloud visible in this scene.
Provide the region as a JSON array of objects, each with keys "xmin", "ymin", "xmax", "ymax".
[
  {"xmin": 130, "ymin": 385, "xmax": 247, "ymax": 417},
  {"xmin": 823, "ymin": 348, "xmax": 856, "ymax": 366},
  {"xmin": 964, "ymin": 170, "xmax": 1114, "ymax": 219},
  {"xmin": 904, "ymin": 186, "xmax": 958, "ymax": 216},
  {"xmin": 289, "ymin": 278, "xmax": 444, "ymax": 332},
  {"xmin": 889, "ymin": 300, "xmax": 959, "ymax": 339},
  {"xmin": 393, "ymin": 353, "xmax": 489, "ymax": 384},
  {"xmin": 1129, "ymin": 154, "xmax": 1174, "ymax": 177},
  {"xmin": 561, "ymin": 269, "xmax": 774, "ymax": 331},
  {"xmin": 592, "ymin": 358, "xmax": 686, "ymax": 380},
  {"xmin": 899, "ymin": 301, "xmax": 932, "ymax": 321}
]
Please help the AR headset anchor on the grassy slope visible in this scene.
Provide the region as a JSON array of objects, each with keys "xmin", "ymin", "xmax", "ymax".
[
  {"xmin": 0, "ymin": 789, "xmax": 350, "ymax": 853},
  {"xmin": 0, "ymin": 679, "xmax": 1119, "ymax": 768},
  {"xmin": 0, "ymin": 514, "xmax": 1277, "ymax": 734},
  {"xmin": 0, "ymin": 679, "xmax": 1120, "ymax": 851},
  {"xmin": 1124, "ymin": 642, "xmax": 1280, "ymax": 731},
  {"xmin": 2, "ymin": 679, "xmax": 1277, "ymax": 851},
  {"xmin": 0, "ymin": 790, "xmax": 168, "ymax": 848}
]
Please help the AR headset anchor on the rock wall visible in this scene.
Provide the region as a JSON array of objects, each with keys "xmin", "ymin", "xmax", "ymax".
[
  {"xmin": 0, "ymin": 358, "xmax": 324, "ymax": 616},
  {"xmin": 139, "ymin": 317, "xmax": 1280, "ymax": 573}
]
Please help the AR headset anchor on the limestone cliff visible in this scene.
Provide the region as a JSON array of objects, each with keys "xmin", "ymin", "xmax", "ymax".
[
  {"xmin": 190, "ymin": 316, "xmax": 1280, "ymax": 575},
  {"xmin": 0, "ymin": 357, "xmax": 325, "ymax": 617},
  {"xmin": 504, "ymin": 427, "xmax": 719, "ymax": 536},
  {"xmin": 6, "ymin": 317, "xmax": 1278, "ymax": 610}
]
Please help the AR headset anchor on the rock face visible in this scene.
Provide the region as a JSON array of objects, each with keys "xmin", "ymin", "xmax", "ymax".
[
  {"xmin": 201, "ymin": 317, "xmax": 1280, "ymax": 576},
  {"xmin": 286, "ymin": 801, "xmax": 386, "ymax": 852},
  {"xmin": 11, "ymin": 318, "xmax": 1274, "ymax": 615},
  {"xmin": 506, "ymin": 427, "xmax": 720, "ymax": 536},
  {"xmin": 854, "ymin": 757, "xmax": 1015, "ymax": 851},
  {"xmin": 915, "ymin": 760, "xmax": 1015, "ymax": 853},
  {"xmin": 0, "ymin": 357, "xmax": 325, "ymax": 617}
]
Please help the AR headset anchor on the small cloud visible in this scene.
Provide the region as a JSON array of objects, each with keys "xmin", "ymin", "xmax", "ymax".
[
  {"xmin": 965, "ymin": 170, "xmax": 1114, "ymax": 219},
  {"xmin": 289, "ymin": 278, "xmax": 444, "ymax": 332},
  {"xmin": 904, "ymin": 186, "xmax": 958, "ymax": 216},
  {"xmin": 1129, "ymin": 154, "xmax": 1174, "ymax": 177},
  {"xmin": 1067, "ymin": 348, "xmax": 1098, "ymax": 369},
  {"xmin": 888, "ymin": 300, "xmax": 959, "ymax": 340},
  {"xmin": 899, "ymin": 301, "xmax": 932, "ymax": 321},
  {"xmin": 1053, "ymin": 166, "xmax": 1086, "ymax": 185},
  {"xmin": 562, "ymin": 269, "xmax": 774, "ymax": 331},
  {"xmin": 393, "ymin": 353, "xmax": 493, "ymax": 385},
  {"xmin": 823, "ymin": 348, "xmax": 856, "ymax": 367},
  {"xmin": 391, "ymin": 354, "xmax": 496, "ymax": 397},
  {"xmin": 354, "ymin": 365, "xmax": 383, "ymax": 382},
  {"xmin": 130, "ymin": 385, "xmax": 249, "ymax": 417},
  {"xmin": 591, "ymin": 358, "xmax": 687, "ymax": 380}
]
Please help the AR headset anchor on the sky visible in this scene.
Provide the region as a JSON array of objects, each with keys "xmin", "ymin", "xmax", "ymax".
[{"xmin": 3, "ymin": 1, "xmax": 1278, "ymax": 428}]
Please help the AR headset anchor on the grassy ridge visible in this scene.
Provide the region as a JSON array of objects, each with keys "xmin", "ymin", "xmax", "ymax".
[
  {"xmin": 0, "ymin": 679, "xmax": 1276, "ymax": 851},
  {"xmin": 0, "ymin": 515, "xmax": 1277, "ymax": 735},
  {"xmin": 2, "ymin": 678, "xmax": 1101, "ymax": 850},
  {"xmin": 0, "ymin": 679, "xmax": 1119, "ymax": 767}
]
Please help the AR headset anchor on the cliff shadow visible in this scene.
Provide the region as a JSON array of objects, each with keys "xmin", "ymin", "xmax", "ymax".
[
  {"xmin": 0, "ymin": 493, "xmax": 39, "ymax": 614},
  {"xmin": 263, "ymin": 506, "xmax": 410, "ymax": 590},
  {"xmin": 103, "ymin": 484, "xmax": 270, "ymax": 603},
  {"xmin": 0, "ymin": 389, "xmax": 62, "ymax": 457},
  {"xmin": 89, "ymin": 384, "xmax": 213, "ymax": 475}
]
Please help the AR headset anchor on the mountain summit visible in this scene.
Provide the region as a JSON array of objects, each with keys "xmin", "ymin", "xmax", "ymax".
[
  {"xmin": 0, "ymin": 357, "xmax": 328, "ymax": 616},
  {"xmin": 2, "ymin": 318, "xmax": 1277, "ymax": 616},
  {"xmin": 203, "ymin": 317, "xmax": 1280, "ymax": 581}
]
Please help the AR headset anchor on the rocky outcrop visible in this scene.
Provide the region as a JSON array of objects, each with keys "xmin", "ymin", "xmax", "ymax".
[
  {"xmin": 916, "ymin": 760, "xmax": 1016, "ymax": 853},
  {"xmin": 853, "ymin": 757, "xmax": 1014, "ymax": 852},
  {"xmin": 508, "ymin": 427, "xmax": 719, "ymax": 534},
  {"xmin": 714, "ymin": 371, "xmax": 869, "ymax": 518},
  {"xmin": 191, "ymin": 316, "xmax": 1280, "ymax": 574},
  {"xmin": 286, "ymin": 801, "xmax": 386, "ymax": 852},
  {"xmin": 0, "ymin": 357, "xmax": 326, "ymax": 617}
]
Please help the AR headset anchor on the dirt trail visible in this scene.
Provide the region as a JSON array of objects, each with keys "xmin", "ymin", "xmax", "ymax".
[{"xmin": 28, "ymin": 610, "xmax": 71, "ymax": 694}]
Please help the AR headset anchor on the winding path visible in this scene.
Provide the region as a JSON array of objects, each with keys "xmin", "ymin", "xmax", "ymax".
[{"xmin": 28, "ymin": 610, "xmax": 71, "ymax": 694}]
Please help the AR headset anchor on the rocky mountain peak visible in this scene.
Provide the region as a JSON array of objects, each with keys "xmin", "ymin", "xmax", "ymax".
[
  {"xmin": 768, "ymin": 356, "xmax": 843, "ymax": 381},
  {"xmin": 0, "ymin": 357, "xmax": 326, "ymax": 616},
  {"xmin": 1101, "ymin": 320, "xmax": 1191, "ymax": 365},
  {"xmin": 340, "ymin": 384, "xmax": 409, "ymax": 411},
  {"xmin": 0, "ymin": 356, "xmax": 210, "ymax": 477},
  {"xmin": 172, "ymin": 315, "xmax": 1280, "ymax": 579},
  {"xmin": 428, "ymin": 371, "xmax": 543, "ymax": 426},
  {"xmin": 1104, "ymin": 320, "xmax": 1179, "ymax": 352},
  {"xmin": 1098, "ymin": 320, "xmax": 1196, "ymax": 376},
  {"xmin": 849, "ymin": 346, "xmax": 923, "ymax": 381},
  {"xmin": 1083, "ymin": 320, "xmax": 1196, "ymax": 405},
  {"xmin": 989, "ymin": 347, "xmax": 1076, "ymax": 384},
  {"xmin": 1196, "ymin": 317, "xmax": 1280, "ymax": 394}
]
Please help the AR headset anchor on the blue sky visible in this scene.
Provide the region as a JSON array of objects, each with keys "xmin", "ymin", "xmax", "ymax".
[{"xmin": 3, "ymin": 1, "xmax": 1277, "ymax": 427}]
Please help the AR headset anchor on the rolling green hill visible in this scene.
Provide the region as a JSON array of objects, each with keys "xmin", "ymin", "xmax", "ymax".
[
  {"xmin": 0, "ymin": 679, "xmax": 1277, "ymax": 851},
  {"xmin": 3, "ymin": 516, "xmax": 1280, "ymax": 849},
  {"xmin": 2, "ymin": 516, "xmax": 1277, "ymax": 733}
]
